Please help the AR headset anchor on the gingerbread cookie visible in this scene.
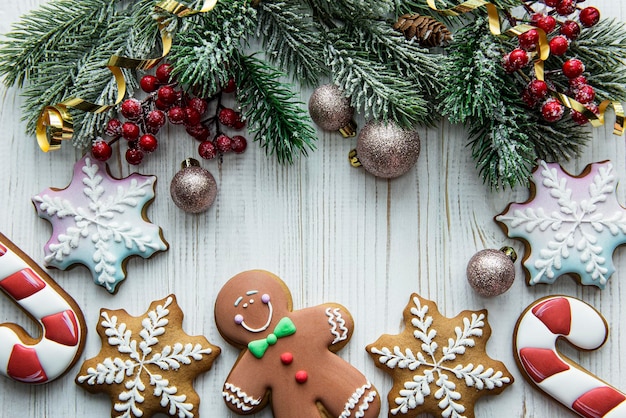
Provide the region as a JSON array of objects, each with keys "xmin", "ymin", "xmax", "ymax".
[
  {"xmin": 367, "ymin": 293, "xmax": 513, "ymax": 418},
  {"xmin": 496, "ymin": 160, "xmax": 626, "ymax": 289},
  {"xmin": 76, "ymin": 295, "xmax": 220, "ymax": 418},
  {"xmin": 32, "ymin": 155, "xmax": 168, "ymax": 293},
  {"xmin": 514, "ymin": 296, "xmax": 626, "ymax": 417},
  {"xmin": 0, "ymin": 232, "xmax": 86, "ymax": 383},
  {"xmin": 214, "ymin": 270, "xmax": 380, "ymax": 417}
]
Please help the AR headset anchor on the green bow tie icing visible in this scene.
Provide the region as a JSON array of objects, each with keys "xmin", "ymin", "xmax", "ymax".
[{"xmin": 248, "ymin": 317, "xmax": 296, "ymax": 358}]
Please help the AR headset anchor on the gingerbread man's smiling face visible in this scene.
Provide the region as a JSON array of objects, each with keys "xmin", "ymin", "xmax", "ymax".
[{"xmin": 215, "ymin": 271, "xmax": 293, "ymax": 346}]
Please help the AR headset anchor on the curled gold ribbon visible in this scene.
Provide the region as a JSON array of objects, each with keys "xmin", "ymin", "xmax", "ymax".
[
  {"xmin": 428, "ymin": 0, "xmax": 624, "ymax": 135},
  {"xmin": 36, "ymin": 0, "xmax": 218, "ymax": 152}
]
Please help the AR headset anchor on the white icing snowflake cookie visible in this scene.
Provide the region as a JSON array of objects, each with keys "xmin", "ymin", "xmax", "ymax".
[
  {"xmin": 76, "ymin": 295, "xmax": 220, "ymax": 418},
  {"xmin": 367, "ymin": 293, "xmax": 513, "ymax": 418},
  {"xmin": 32, "ymin": 155, "xmax": 168, "ymax": 293},
  {"xmin": 496, "ymin": 160, "xmax": 626, "ymax": 289}
]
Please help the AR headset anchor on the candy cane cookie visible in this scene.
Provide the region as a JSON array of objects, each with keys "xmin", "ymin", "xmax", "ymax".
[
  {"xmin": 514, "ymin": 296, "xmax": 626, "ymax": 417},
  {"xmin": 0, "ymin": 232, "xmax": 86, "ymax": 383}
]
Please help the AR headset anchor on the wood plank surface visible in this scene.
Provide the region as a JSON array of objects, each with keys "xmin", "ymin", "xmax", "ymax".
[{"xmin": 0, "ymin": 1, "xmax": 624, "ymax": 417}]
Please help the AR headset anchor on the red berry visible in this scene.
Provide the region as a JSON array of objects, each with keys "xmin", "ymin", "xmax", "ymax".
[
  {"xmin": 549, "ymin": 35, "xmax": 569, "ymax": 56},
  {"xmin": 232, "ymin": 119, "xmax": 246, "ymax": 130},
  {"xmin": 555, "ymin": 0, "xmax": 576, "ymax": 16},
  {"xmin": 125, "ymin": 148, "xmax": 144, "ymax": 165},
  {"xmin": 571, "ymin": 103, "xmax": 599, "ymax": 125},
  {"xmin": 145, "ymin": 110, "xmax": 166, "ymax": 129},
  {"xmin": 120, "ymin": 98, "xmax": 142, "ymax": 120},
  {"xmin": 91, "ymin": 140, "xmax": 112, "ymax": 161},
  {"xmin": 579, "ymin": 7, "xmax": 600, "ymax": 28},
  {"xmin": 218, "ymin": 107, "xmax": 239, "ymax": 127},
  {"xmin": 560, "ymin": 20, "xmax": 581, "ymax": 40},
  {"xmin": 502, "ymin": 53, "xmax": 515, "ymax": 73},
  {"xmin": 533, "ymin": 14, "xmax": 557, "ymax": 33},
  {"xmin": 222, "ymin": 78, "xmax": 237, "ymax": 93},
  {"xmin": 522, "ymin": 89, "xmax": 537, "ymax": 108},
  {"xmin": 562, "ymin": 58, "xmax": 585, "ymax": 79},
  {"xmin": 231, "ymin": 135, "xmax": 247, "ymax": 154},
  {"xmin": 140, "ymin": 75, "xmax": 159, "ymax": 93},
  {"xmin": 155, "ymin": 98, "xmax": 170, "ymax": 111},
  {"xmin": 575, "ymin": 85, "xmax": 595, "ymax": 103},
  {"xmin": 186, "ymin": 124, "xmax": 211, "ymax": 141},
  {"xmin": 105, "ymin": 118, "xmax": 122, "ymax": 136},
  {"xmin": 215, "ymin": 134, "xmax": 232, "ymax": 153},
  {"xmin": 184, "ymin": 107, "xmax": 202, "ymax": 127},
  {"xmin": 510, "ymin": 48, "xmax": 529, "ymax": 67},
  {"xmin": 138, "ymin": 134, "xmax": 158, "ymax": 153},
  {"xmin": 541, "ymin": 98, "xmax": 565, "ymax": 122},
  {"xmin": 155, "ymin": 63, "xmax": 173, "ymax": 83},
  {"xmin": 519, "ymin": 29, "xmax": 539, "ymax": 51},
  {"xmin": 198, "ymin": 140, "xmax": 218, "ymax": 160},
  {"xmin": 157, "ymin": 86, "xmax": 177, "ymax": 105},
  {"xmin": 122, "ymin": 122, "xmax": 140, "ymax": 141},
  {"xmin": 527, "ymin": 79, "xmax": 549, "ymax": 101},
  {"xmin": 188, "ymin": 97, "xmax": 208, "ymax": 115},
  {"xmin": 168, "ymin": 106, "xmax": 186, "ymax": 124},
  {"xmin": 543, "ymin": 0, "xmax": 559, "ymax": 6},
  {"xmin": 569, "ymin": 75, "xmax": 588, "ymax": 89}
]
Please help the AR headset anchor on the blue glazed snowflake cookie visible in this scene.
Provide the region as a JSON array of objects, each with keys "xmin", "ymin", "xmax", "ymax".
[
  {"xmin": 32, "ymin": 155, "xmax": 168, "ymax": 293},
  {"xmin": 496, "ymin": 160, "xmax": 626, "ymax": 289}
]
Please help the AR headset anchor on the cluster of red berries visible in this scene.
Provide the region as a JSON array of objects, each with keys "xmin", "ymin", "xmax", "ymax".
[
  {"xmin": 500, "ymin": 1, "xmax": 601, "ymax": 125},
  {"xmin": 91, "ymin": 63, "xmax": 248, "ymax": 164}
]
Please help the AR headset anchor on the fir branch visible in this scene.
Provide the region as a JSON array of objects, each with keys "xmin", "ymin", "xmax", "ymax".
[
  {"xmin": 305, "ymin": 0, "xmax": 394, "ymax": 21},
  {"xmin": 344, "ymin": 18, "xmax": 444, "ymax": 125},
  {"xmin": 0, "ymin": 0, "xmax": 116, "ymax": 88},
  {"xmin": 438, "ymin": 18, "xmax": 503, "ymax": 126},
  {"xmin": 167, "ymin": 0, "xmax": 256, "ymax": 97},
  {"xmin": 233, "ymin": 51, "xmax": 317, "ymax": 164},
  {"xmin": 326, "ymin": 36, "xmax": 428, "ymax": 128},
  {"xmin": 399, "ymin": 0, "xmax": 522, "ymax": 26},
  {"xmin": 530, "ymin": 117, "xmax": 589, "ymax": 162},
  {"xmin": 256, "ymin": 0, "xmax": 326, "ymax": 87}
]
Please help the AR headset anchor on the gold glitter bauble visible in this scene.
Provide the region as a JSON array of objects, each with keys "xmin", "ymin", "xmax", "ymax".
[
  {"xmin": 466, "ymin": 247, "xmax": 517, "ymax": 297},
  {"xmin": 170, "ymin": 159, "xmax": 217, "ymax": 213},
  {"xmin": 308, "ymin": 84, "xmax": 354, "ymax": 132},
  {"xmin": 355, "ymin": 120, "xmax": 420, "ymax": 178}
]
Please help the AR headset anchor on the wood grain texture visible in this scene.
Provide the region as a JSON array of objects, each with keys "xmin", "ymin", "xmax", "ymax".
[{"xmin": 0, "ymin": 1, "xmax": 624, "ymax": 417}]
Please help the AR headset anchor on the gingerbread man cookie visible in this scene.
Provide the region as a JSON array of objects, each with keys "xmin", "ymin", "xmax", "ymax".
[
  {"xmin": 214, "ymin": 270, "xmax": 380, "ymax": 417},
  {"xmin": 32, "ymin": 155, "xmax": 168, "ymax": 293}
]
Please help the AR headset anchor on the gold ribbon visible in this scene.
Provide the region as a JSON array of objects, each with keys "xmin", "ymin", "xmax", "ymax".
[
  {"xmin": 428, "ymin": 0, "xmax": 624, "ymax": 135},
  {"xmin": 36, "ymin": 0, "xmax": 218, "ymax": 152}
]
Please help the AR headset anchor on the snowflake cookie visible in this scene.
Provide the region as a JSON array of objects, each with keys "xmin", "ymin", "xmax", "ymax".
[
  {"xmin": 32, "ymin": 155, "xmax": 168, "ymax": 293},
  {"xmin": 76, "ymin": 295, "xmax": 220, "ymax": 418},
  {"xmin": 496, "ymin": 160, "xmax": 626, "ymax": 289},
  {"xmin": 367, "ymin": 293, "xmax": 513, "ymax": 418}
]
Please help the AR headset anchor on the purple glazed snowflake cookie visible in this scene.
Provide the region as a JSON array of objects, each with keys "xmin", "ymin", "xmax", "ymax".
[
  {"xmin": 32, "ymin": 155, "xmax": 168, "ymax": 293},
  {"xmin": 496, "ymin": 160, "xmax": 626, "ymax": 289}
]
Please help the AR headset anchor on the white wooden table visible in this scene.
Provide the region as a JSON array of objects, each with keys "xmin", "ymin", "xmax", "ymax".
[{"xmin": 0, "ymin": 1, "xmax": 625, "ymax": 417}]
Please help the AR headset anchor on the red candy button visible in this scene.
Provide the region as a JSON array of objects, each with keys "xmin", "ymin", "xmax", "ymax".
[
  {"xmin": 280, "ymin": 352, "xmax": 293, "ymax": 365},
  {"xmin": 295, "ymin": 370, "xmax": 308, "ymax": 384}
]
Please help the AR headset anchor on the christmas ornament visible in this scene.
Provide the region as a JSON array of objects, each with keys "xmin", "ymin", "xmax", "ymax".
[
  {"xmin": 466, "ymin": 247, "xmax": 517, "ymax": 297},
  {"xmin": 394, "ymin": 13, "xmax": 453, "ymax": 47},
  {"xmin": 350, "ymin": 120, "xmax": 420, "ymax": 179},
  {"xmin": 308, "ymin": 84, "xmax": 356, "ymax": 137},
  {"xmin": 170, "ymin": 158, "xmax": 217, "ymax": 213}
]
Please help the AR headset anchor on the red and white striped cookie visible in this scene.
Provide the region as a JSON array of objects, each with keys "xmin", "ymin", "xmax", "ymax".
[
  {"xmin": 0, "ymin": 233, "xmax": 86, "ymax": 384},
  {"xmin": 514, "ymin": 296, "xmax": 626, "ymax": 417}
]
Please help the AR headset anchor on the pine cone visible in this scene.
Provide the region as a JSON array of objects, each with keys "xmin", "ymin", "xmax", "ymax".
[{"xmin": 393, "ymin": 14, "xmax": 453, "ymax": 48}]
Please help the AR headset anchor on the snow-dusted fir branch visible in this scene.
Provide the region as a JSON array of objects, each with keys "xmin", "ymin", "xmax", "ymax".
[
  {"xmin": 256, "ymin": 1, "xmax": 326, "ymax": 87},
  {"xmin": 234, "ymin": 51, "xmax": 316, "ymax": 164}
]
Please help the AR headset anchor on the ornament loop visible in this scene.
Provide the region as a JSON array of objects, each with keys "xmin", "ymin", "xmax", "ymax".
[
  {"xmin": 339, "ymin": 121, "xmax": 357, "ymax": 138},
  {"xmin": 499, "ymin": 246, "xmax": 518, "ymax": 263},
  {"xmin": 348, "ymin": 149, "xmax": 362, "ymax": 168}
]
